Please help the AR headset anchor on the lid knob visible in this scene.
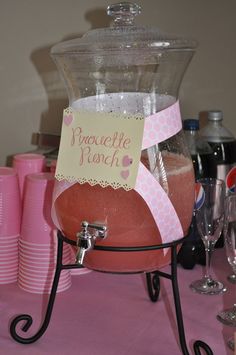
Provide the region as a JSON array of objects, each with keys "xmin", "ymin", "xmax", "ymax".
[{"xmin": 107, "ymin": 2, "xmax": 141, "ymax": 26}]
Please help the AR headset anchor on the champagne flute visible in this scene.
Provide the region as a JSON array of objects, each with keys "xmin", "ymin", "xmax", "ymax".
[
  {"xmin": 217, "ymin": 194, "xmax": 236, "ymax": 328},
  {"xmin": 224, "ymin": 194, "xmax": 236, "ymax": 282},
  {"xmin": 190, "ymin": 178, "xmax": 226, "ymax": 295}
]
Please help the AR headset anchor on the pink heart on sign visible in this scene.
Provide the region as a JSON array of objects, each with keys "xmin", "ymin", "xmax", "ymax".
[
  {"xmin": 122, "ymin": 155, "xmax": 133, "ymax": 167},
  {"xmin": 64, "ymin": 114, "xmax": 73, "ymax": 126},
  {"xmin": 121, "ymin": 170, "xmax": 129, "ymax": 180}
]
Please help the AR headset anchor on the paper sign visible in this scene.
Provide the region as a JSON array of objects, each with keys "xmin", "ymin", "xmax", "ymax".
[{"xmin": 55, "ymin": 107, "xmax": 144, "ymax": 190}]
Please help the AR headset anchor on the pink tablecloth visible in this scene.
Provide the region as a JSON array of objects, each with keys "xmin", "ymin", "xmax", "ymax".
[{"xmin": 0, "ymin": 249, "xmax": 235, "ymax": 355}]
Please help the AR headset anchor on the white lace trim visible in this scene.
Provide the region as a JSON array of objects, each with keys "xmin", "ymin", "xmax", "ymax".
[{"xmin": 55, "ymin": 174, "xmax": 132, "ymax": 191}]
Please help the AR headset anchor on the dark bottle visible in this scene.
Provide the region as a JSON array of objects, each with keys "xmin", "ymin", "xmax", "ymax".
[
  {"xmin": 200, "ymin": 110, "xmax": 236, "ymax": 247},
  {"xmin": 184, "ymin": 119, "xmax": 217, "ymax": 179},
  {"xmin": 177, "ymin": 119, "xmax": 215, "ymax": 269}
]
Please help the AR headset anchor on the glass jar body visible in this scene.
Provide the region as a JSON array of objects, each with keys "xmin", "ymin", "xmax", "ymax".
[{"xmin": 54, "ymin": 92, "xmax": 195, "ymax": 272}]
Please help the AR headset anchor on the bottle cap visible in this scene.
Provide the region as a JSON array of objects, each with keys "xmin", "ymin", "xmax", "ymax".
[
  {"xmin": 207, "ymin": 110, "xmax": 223, "ymax": 121},
  {"xmin": 183, "ymin": 118, "xmax": 199, "ymax": 131}
]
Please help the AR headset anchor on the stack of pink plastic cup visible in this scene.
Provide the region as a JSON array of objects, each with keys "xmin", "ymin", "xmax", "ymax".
[
  {"xmin": 18, "ymin": 236, "xmax": 72, "ymax": 294},
  {"xmin": 18, "ymin": 172, "xmax": 71, "ymax": 294},
  {"xmin": 13, "ymin": 153, "xmax": 45, "ymax": 199},
  {"xmin": 0, "ymin": 167, "xmax": 21, "ymax": 284}
]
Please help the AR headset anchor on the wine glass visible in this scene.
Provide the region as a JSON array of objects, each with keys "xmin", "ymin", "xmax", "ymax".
[
  {"xmin": 217, "ymin": 194, "xmax": 236, "ymax": 330},
  {"xmin": 227, "ymin": 273, "xmax": 236, "ymax": 283},
  {"xmin": 190, "ymin": 178, "xmax": 226, "ymax": 295}
]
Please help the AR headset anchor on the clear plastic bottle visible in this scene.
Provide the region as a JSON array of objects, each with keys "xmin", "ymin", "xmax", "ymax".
[
  {"xmin": 200, "ymin": 110, "xmax": 236, "ymax": 185},
  {"xmin": 200, "ymin": 111, "xmax": 236, "ymax": 247},
  {"xmin": 177, "ymin": 119, "xmax": 213, "ymax": 269}
]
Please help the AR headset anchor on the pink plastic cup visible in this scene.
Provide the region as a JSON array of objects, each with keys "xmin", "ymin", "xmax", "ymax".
[
  {"xmin": 19, "ymin": 260, "xmax": 55, "ymax": 272},
  {"xmin": 19, "ymin": 243, "xmax": 71, "ymax": 260},
  {"xmin": 20, "ymin": 173, "xmax": 55, "ymax": 244},
  {"xmin": 0, "ymin": 228, "xmax": 18, "ymax": 283},
  {"xmin": 18, "ymin": 252, "xmax": 55, "ymax": 261},
  {"xmin": 0, "ymin": 167, "xmax": 21, "ymax": 237},
  {"xmin": 18, "ymin": 258, "xmax": 60, "ymax": 271},
  {"xmin": 18, "ymin": 265, "xmax": 68, "ymax": 278},
  {"xmin": 0, "ymin": 252, "xmax": 18, "ymax": 260},
  {"xmin": 18, "ymin": 266, "xmax": 71, "ymax": 294},
  {"xmin": 18, "ymin": 278, "xmax": 71, "ymax": 294},
  {"xmin": 18, "ymin": 267, "xmax": 71, "ymax": 285},
  {"xmin": 0, "ymin": 276, "xmax": 17, "ymax": 284},
  {"xmin": 0, "ymin": 260, "xmax": 18, "ymax": 269},
  {"xmin": 0, "ymin": 269, "xmax": 18, "ymax": 277},
  {"xmin": 19, "ymin": 254, "xmax": 53, "ymax": 265},
  {"xmin": 0, "ymin": 267, "xmax": 18, "ymax": 275},
  {"xmin": 19, "ymin": 252, "xmax": 71, "ymax": 266},
  {"xmin": 18, "ymin": 274, "xmax": 71, "ymax": 287},
  {"xmin": 0, "ymin": 249, "xmax": 18, "ymax": 259},
  {"xmin": 19, "ymin": 240, "xmax": 54, "ymax": 249},
  {"xmin": 19, "ymin": 236, "xmax": 72, "ymax": 252},
  {"xmin": 0, "ymin": 236, "xmax": 19, "ymax": 244},
  {"xmin": 18, "ymin": 267, "xmax": 70, "ymax": 286},
  {"xmin": 0, "ymin": 242, "xmax": 18, "ymax": 249},
  {"xmin": 19, "ymin": 241, "xmax": 71, "ymax": 255},
  {"xmin": 0, "ymin": 259, "xmax": 18, "ymax": 267},
  {"xmin": 18, "ymin": 239, "xmax": 54, "ymax": 249},
  {"xmin": 18, "ymin": 253, "xmax": 71, "ymax": 266},
  {"xmin": 0, "ymin": 272, "xmax": 18, "ymax": 280},
  {"xmin": 13, "ymin": 153, "xmax": 45, "ymax": 198},
  {"xmin": 18, "ymin": 270, "xmax": 69, "ymax": 283},
  {"xmin": 19, "ymin": 261, "xmax": 55, "ymax": 272},
  {"xmin": 0, "ymin": 263, "xmax": 18, "ymax": 272},
  {"xmin": 0, "ymin": 247, "xmax": 18, "ymax": 256}
]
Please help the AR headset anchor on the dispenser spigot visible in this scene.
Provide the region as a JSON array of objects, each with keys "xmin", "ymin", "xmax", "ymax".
[{"xmin": 75, "ymin": 221, "xmax": 107, "ymax": 265}]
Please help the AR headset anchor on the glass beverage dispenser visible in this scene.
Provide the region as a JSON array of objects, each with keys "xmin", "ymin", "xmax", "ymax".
[{"xmin": 50, "ymin": 2, "xmax": 197, "ymax": 273}]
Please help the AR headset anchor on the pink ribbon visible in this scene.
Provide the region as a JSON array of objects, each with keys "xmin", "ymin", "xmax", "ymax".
[{"xmin": 135, "ymin": 101, "xmax": 183, "ymax": 244}]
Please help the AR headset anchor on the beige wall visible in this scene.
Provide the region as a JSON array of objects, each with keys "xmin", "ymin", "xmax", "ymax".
[{"xmin": 1, "ymin": 0, "xmax": 235, "ymax": 165}]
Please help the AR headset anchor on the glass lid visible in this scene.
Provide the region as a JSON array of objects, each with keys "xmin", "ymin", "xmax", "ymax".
[{"xmin": 51, "ymin": 2, "xmax": 197, "ymax": 55}]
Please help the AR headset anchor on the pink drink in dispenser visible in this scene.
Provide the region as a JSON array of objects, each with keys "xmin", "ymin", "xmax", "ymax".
[{"xmin": 51, "ymin": 2, "xmax": 197, "ymax": 273}]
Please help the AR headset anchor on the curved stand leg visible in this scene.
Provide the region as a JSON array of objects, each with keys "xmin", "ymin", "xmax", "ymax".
[
  {"xmin": 10, "ymin": 235, "xmax": 63, "ymax": 344},
  {"xmin": 145, "ymin": 244, "xmax": 214, "ymax": 354},
  {"xmin": 146, "ymin": 272, "xmax": 160, "ymax": 302},
  {"xmin": 193, "ymin": 341, "xmax": 214, "ymax": 355},
  {"xmin": 170, "ymin": 245, "xmax": 213, "ymax": 355},
  {"xmin": 9, "ymin": 233, "xmax": 214, "ymax": 354}
]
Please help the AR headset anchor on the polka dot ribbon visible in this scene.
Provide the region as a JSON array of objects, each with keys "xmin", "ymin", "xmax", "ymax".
[{"xmin": 135, "ymin": 100, "xmax": 184, "ymax": 245}]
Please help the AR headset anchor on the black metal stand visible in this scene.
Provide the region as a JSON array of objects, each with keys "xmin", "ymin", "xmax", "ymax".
[{"xmin": 10, "ymin": 231, "xmax": 213, "ymax": 354}]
